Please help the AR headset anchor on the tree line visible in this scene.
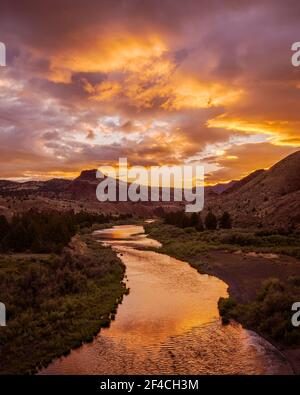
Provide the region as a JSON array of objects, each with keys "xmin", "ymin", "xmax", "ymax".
[
  {"xmin": 164, "ymin": 210, "xmax": 232, "ymax": 230},
  {"xmin": 0, "ymin": 210, "xmax": 131, "ymax": 253}
]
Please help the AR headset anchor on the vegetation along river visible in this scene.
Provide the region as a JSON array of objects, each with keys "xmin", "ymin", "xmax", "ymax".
[{"xmin": 41, "ymin": 224, "xmax": 292, "ymax": 374}]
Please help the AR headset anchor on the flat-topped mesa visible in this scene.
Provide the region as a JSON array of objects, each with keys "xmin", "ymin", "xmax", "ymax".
[{"xmin": 77, "ymin": 169, "xmax": 97, "ymax": 181}]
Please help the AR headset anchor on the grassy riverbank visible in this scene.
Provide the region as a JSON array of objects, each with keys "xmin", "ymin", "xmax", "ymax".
[
  {"xmin": 145, "ymin": 221, "xmax": 300, "ymax": 350},
  {"xmin": 145, "ymin": 222, "xmax": 300, "ymax": 260},
  {"xmin": 0, "ymin": 233, "xmax": 127, "ymax": 374}
]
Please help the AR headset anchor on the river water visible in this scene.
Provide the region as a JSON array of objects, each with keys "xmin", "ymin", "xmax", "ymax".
[{"xmin": 41, "ymin": 224, "xmax": 292, "ymax": 374}]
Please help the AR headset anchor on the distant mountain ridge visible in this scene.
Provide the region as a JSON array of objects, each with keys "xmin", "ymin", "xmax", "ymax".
[
  {"xmin": 0, "ymin": 150, "xmax": 299, "ymax": 229},
  {"xmin": 0, "ymin": 171, "xmax": 237, "ymax": 196},
  {"xmin": 208, "ymin": 180, "xmax": 237, "ymax": 194},
  {"xmin": 223, "ymin": 170, "xmax": 265, "ymax": 194}
]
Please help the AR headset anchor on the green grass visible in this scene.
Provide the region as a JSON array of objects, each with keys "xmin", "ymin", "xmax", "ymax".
[
  {"xmin": 0, "ymin": 236, "xmax": 127, "ymax": 374},
  {"xmin": 145, "ymin": 222, "xmax": 300, "ymax": 260}
]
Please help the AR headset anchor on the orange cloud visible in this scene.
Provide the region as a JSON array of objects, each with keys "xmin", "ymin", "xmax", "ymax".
[
  {"xmin": 48, "ymin": 34, "xmax": 167, "ymax": 82},
  {"xmin": 162, "ymin": 78, "xmax": 242, "ymax": 110},
  {"xmin": 85, "ymin": 80, "xmax": 122, "ymax": 101},
  {"xmin": 2, "ymin": 1, "xmax": 300, "ymax": 184},
  {"xmin": 45, "ymin": 32, "xmax": 242, "ymax": 111},
  {"xmin": 205, "ymin": 143, "xmax": 299, "ymax": 183},
  {"xmin": 207, "ymin": 115, "xmax": 300, "ymax": 147}
]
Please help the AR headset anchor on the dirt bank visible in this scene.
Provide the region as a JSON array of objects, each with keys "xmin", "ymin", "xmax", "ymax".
[
  {"xmin": 197, "ymin": 250, "xmax": 300, "ymax": 375},
  {"xmin": 199, "ymin": 250, "xmax": 300, "ymax": 304}
]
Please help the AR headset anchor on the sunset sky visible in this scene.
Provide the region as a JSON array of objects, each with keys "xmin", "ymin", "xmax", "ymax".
[{"xmin": 0, "ymin": 0, "xmax": 300, "ymax": 184}]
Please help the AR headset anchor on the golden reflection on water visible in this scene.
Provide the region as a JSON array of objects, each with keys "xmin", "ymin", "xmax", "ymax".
[
  {"xmin": 104, "ymin": 246, "xmax": 228, "ymax": 348},
  {"xmin": 40, "ymin": 225, "xmax": 293, "ymax": 375},
  {"xmin": 94, "ymin": 225, "xmax": 146, "ymax": 239}
]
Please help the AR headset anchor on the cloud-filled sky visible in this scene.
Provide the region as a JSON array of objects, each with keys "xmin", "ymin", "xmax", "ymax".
[{"xmin": 0, "ymin": 0, "xmax": 299, "ymax": 183}]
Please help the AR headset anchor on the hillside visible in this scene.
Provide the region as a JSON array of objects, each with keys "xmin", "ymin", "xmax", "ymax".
[
  {"xmin": 211, "ymin": 150, "xmax": 300, "ymax": 229},
  {"xmin": 0, "ymin": 150, "xmax": 299, "ymax": 229}
]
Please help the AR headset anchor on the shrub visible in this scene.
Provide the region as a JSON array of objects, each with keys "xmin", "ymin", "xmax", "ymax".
[
  {"xmin": 205, "ymin": 211, "xmax": 217, "ymax": 230},
  {"xmin": 218, "ymin": 297, "xmax": 237, "ymax": 324},
  {"xmin": 218, "ymin": 278, "xmax": 300, "ymax": 347},
  {"xmin": 219, "ymin": 212, "xmax": 232, "ymax": 229}
]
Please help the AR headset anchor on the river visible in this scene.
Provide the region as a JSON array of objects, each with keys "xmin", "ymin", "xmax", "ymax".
[{"xmin": 41, "ymin": 224, "xmax": 292, "ymax": 374}]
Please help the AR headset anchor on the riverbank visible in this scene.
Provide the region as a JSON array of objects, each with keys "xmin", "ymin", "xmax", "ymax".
[
  {"xmin": 41, "ymin": 224, "xmax": 293, "ymax": 375},
  {"xmin": 145, "ymin": 221, "xmax": 300, "ymax": 374},
  {"xmin": 0, "ymin": 233, "xmax": 127, "ymax": 374}
]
